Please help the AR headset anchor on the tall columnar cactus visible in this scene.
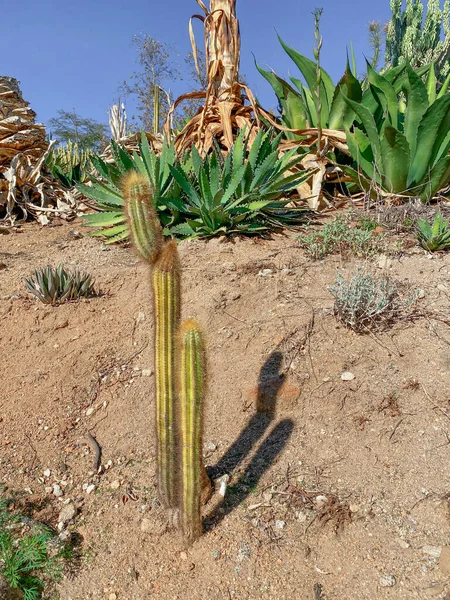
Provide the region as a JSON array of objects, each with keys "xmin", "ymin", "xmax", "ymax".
[
  {"xmin": 153, "ymin": 240, "xmax": 181, "ymax": 511},
  {"xmin": 179, "ymin": 319, "xmax": 207, "ymax": 543},
  {"xmin": 123, "ymin": 172, "xmax": 208, "ymax": 539},
  {"xmin": 123, "ymin": 173, "xmax": 180, "ymax": 511},
  {"xmin": 384, "ymin": 0, "xmax": 450, "ymax": 84}
]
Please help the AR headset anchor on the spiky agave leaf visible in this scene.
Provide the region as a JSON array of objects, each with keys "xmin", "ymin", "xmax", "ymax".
[{"xmin": 25, "ymin": 265, "xmax": 97, "ymax": 305}]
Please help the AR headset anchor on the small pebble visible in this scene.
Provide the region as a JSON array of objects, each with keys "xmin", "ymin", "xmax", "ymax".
[
  {"xmin": 275, "ymin": 520, "xmax": 286, "ymax": 529},
  {"xmin": 379, "ymin": 574, "xmax": 396, "ymax": 587},
  {"xmin": 53, "ymin": 484, "xmax": 63, "ymax": 498},
  {"xmin": 86, "ymin": 484, "xmax": 96, "ymax": 495},
  {"xmin": 422, "ymin": 545, "xmax": 441, "ymax": 558},
  {"xmin": 180, "ymin": 551, "xmax": 188, "ymax": 561},
  {"xmin": 85, "ymin": 407, "xmax": 95, "ymax": 417},
  {"xmin": 43, "ymin": 469, "xmax": 51, "ymax": 478},
  {"xmin": 207, "ymin": 442, "xmax": 217, "ymax": 451},
  {"xmin": 58, "ymin": 503, "xmax": 76, "ymax": 525},
  {"xmin": 110, "ymin": 480, "xmax": 121, "ymax": 490},
  {"xmin": 258, "ymin": 269, "xmax": 273, "ymax": 277},
  {"xmin": 141, "ymin": 369, "xmax": 152, "ymax": 377},
  {"xmin": 341, "ymin": 371, "xmax": 355, "ymax": 381},
  {"xmin": 314, "ymin": 495, "xmax": 328, "ymax": 508}
]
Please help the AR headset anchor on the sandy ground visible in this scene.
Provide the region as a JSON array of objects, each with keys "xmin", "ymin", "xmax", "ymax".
[{"xmin": 1, "ymin": 219, "xmax": 450, "ymax": 600}]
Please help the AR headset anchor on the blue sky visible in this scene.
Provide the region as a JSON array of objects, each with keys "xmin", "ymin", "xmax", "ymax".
[{"xmin": 4, "ymin": 0, "xmax": 393, "ymax": 131}]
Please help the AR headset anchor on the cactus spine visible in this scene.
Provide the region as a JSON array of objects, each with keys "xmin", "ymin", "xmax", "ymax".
[
  {"xmin": 179, "ymin": 320, "xmax": 206, "ymax": 543},
  {"xmin": 153, "ymin": 241, "xmax": 181, "ymax": 511}
]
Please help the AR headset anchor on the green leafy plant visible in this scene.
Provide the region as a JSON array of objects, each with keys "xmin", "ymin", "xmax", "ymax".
[
  {"xmin": 25, "ymin": 264, "xmax": 97, "ymax": 305},
  {"xmin": 297, "ymin": 214, "xmax": 384, "ymax": 259},
  {"xmin": 329, "ymin": 268, "xmax": 419, "ymax": 332},
  {"xmin": 79, "ymin": 134, "xmax": 185, "ymax": 243},
  {"xmin": 167, "ymin": 128, "xmax": 310, "ymax": 237},
  {"xmin": 0, "ymin": 499, "xmax": 69, "ymax": 600},
  {"xmin": 343, "ymin": 62, "xmax": 450, "ymax": 201},
  {"xmin": 417, "ymin": 210, "xmax": 450, "ymax": 251},
  {"xmin": 80, "ymin": 129, "xmax": 309, "ymax": 241}
]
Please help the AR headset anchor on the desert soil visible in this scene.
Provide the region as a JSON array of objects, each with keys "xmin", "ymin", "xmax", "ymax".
[{"xmin": 1, "ymin": 218, "xmax": 450, "ymax": 600}]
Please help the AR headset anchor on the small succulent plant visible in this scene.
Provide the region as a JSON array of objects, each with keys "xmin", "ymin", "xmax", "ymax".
[
  {"xmin": 25, "ymin": 264, "xmax": 96, "ymax": 305},
  {"xmin": 417, "ymin": 211, "xmax": 450, "ymax": 252}
]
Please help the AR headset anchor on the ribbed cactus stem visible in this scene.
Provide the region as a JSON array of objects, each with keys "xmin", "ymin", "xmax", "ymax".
[
  {"xmin": 179, "ymin": 319, "xmax": 206, "ymax": 543},
  {"xmin": 153, "ymin": 240, "xmax": 181, "ymax": 511},
  {"xmin": 122, "ymin": 172, "xmax": 163, "ymax": 264}
]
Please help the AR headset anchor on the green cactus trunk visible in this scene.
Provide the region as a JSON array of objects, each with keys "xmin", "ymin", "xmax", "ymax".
[
  {"xmin": 122, "ymin": 172, "xmax": 163, "ymax": 264},
  {"xmin": 179, "ymin": 320, "xmax": 206, "ymax": 543},
  {"xmin": 123, "ymin": 172, "xmax": 209, "ymax": 538},
  {"xmin": 153, "ymin": 241, "xmax": 181, "ymax": 511}
]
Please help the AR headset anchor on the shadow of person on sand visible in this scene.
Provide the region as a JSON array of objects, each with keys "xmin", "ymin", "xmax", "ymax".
[{"xmin": 205, "ymin": 351, "xmax": 294, "ymax": 528}]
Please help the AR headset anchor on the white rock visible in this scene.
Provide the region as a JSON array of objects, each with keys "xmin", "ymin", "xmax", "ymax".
[
  {"xmin": 275, "ymin": 520, "xmax": 286, "ymax": 529},
  {"xmin": 379, "ymin": 574, "xmax": 396, "ymax": 587},
  {"xmin": 297, "ymin": 511, "xmax": 308, "ymax": 523},
  {"xmin": 43, "ymin": 469, "xmax": 51, "ymax": 478},
  {"xmin": 422, "ymin": 545, "xmax": 441, "ymax": 558},
  {"xmin": 314, "ymin": 495, "xmax": 328, "ymax": 508},
  {"xmin": 85, "ymin": 407, "xmax": 94, "ymax": 416},
  {"xmin": 141, "ymin": 369, "xmax": 152, "ymax": 377},
  {"xmin": 396, "ymin": 539, "xmax": 410, "ymax": 549},
  {"xmin": 258, "ymin": 269, "xmax": 273, "ymax": 277},
  {"xmin": 341, "ymin": 371, "xmax": 355, "ymax": 381},
  {"xmin": 207, "ymin": 442, "xmax": 217, "ymax": 451},
  {"xmin": 52, "ymin": 484, "xmax": 63, "ymax": 498},
  {"xmin": 110, "ymin": 480, "xmax": 121, "ymax": 490},
  {"xmin": 86, "ymin": 484, "xmax": 96, "ymax": 495}
]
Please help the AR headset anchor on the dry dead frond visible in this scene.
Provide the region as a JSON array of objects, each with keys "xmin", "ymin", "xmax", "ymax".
[
  {"xmin": 167, "ymin": 0, "xmax": 349, "ymax": 170},
  {"xmin": 0, "ymin": 77, "xmax": 79, "ymax": 225}
]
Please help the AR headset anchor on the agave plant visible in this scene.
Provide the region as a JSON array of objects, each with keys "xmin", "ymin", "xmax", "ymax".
[
  {"xmin": 25, "ymin": 264, "xmax": 97, "ymax": 305},
  {"xmin": 417, "ymin": 211, "xmax": 450, "ymax": 251},
  {"xmin": 167, "ymin": 128, "xmax": 310, "ymax": 237},
  {"xmin": 78, "ymin": 133, "xmax": 184, "ymax": 243},
  {"xmin": 80, "ymin": 129, "xmax": 310, "ymax": 241},
  {"xmin": 342, "ymin": 63, "xmax": 450, "ymax": 201},
  {"xmin": 257, "ymin": 35, "xmax": 447, "ymax": 138}
]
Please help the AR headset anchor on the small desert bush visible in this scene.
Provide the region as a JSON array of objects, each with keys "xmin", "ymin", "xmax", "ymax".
[
  {"xmin": 25, "ymin": 264, "xmax": 97, "ymax": 305},
  {"xmin": 329, "ymin": 268, "xmax": 419, "ymax": 332},
  {"xmin": 0, "ymin": 498, "xmax": 71, "ymax": 599},
  {"xmin": 297, "ymin": 214, "xmax": 384, "ymax": 260}
]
